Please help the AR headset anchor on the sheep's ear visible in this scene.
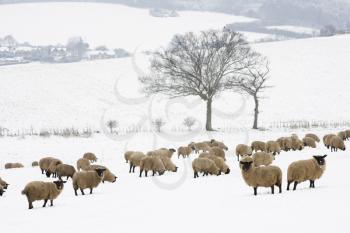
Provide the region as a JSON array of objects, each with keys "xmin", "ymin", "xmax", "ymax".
[
  {"xmin": 62, "ymin": 181, "xmax": 67, "ymax": 183},
  {"xmin": 323, "ymin": 154, "xmax": 328, "ymax": 158}
]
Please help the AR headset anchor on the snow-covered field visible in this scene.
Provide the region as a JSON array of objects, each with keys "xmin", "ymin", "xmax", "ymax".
[
  {"xmin": 266, "ymin": 25, "xmax": 320, "ymax": 35},
  {"xmin": 1, "ymin": 129, "xmax": 350, "ymax": 233},
  {"xmin": 0, "ymin": 2, "xmax": 254, "ymax": 51}
]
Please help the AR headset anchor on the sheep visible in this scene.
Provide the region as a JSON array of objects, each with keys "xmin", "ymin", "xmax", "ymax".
[
  {"xmin": 129, "ymin": 152, "xmax": 146, "ymax": 173},
  {"xmin": 346, "ymin": 130, "xmax": 350, "ymax": 140},
  {"xmin": 46, "ymin": 159, "xmax": 63, "ymax": 178},
  {"xmin": 192, "ymin": 158, "xmax": 221, "ymax": 178},
  {"xmin": 305, "ymin": 133, "xmax": 320, "ymax": 142},
  {"xmin": 147, "ymin": 148, "xmax": 176, "ymax": 159},
  {"xmin": 139, "ymin": 156, "xmax": 166, "ymax": 177},
  {"xmin": 277, "ymin": 137, "xmax": 292, "ymax": 152},
  {"xmin": 287, "ymin": 155, "xmax": 327, "ymax": 190},
  {"xmin": 239, "ymin": 156, "xmax": 282, "ymax": 195},
  {"xmin": 252, "ymin": 152, "xmax": 275, "ymax": 167},
  {"xmin": 210, "ymin": 139, "xmax": 228, "ymax": 151},
  {"xmin": 291, "ymin": 137, "xmax": 304, "ymax": 151},
  {"xmin": 199, "ymin": 153, "xmax": 230, "ymax": 174},
  {"xmin": 55, "ymin": 164, "xmax": 76, "ymax": 180},
  {"xmin": 72, "ymin": 168, "xmax": 106, "ymax": 196},
  {"xmin": 177, "ymin": 146, "xmax": 192, "ymax": 158},
  {"xmin": 83, "ymin": 152, "xmax": 98, "ymax": 163},
  {"xmin": 76, "ymin": 158, "xmax": 91, "ymax": 171},
  {"xmin": 266, "ymin": 141, "xmax": 281, "ymax": 155},
  {"xmin": 0, "ymin": 177, "xmax": 9, "ymax": 189},
  {"xmin": 157, "ymin": 156, "xmax": 178, "ymax": 172},
  {"xmin": 302, "ymin": 137, "xmax": 317, "ymax": 148},
  {"xmin": 188, "ymin": 142, "xmax": 210, "ymax": 154},
  {"xmin": 21, "ymin": 180, "xmax": 66, "ymax": 209},
  {"xmin": 0, "ymin": 185, "xmax": 4, "ymax": 196},
  {"xmin": 208, "ymin": 146, "xmax": 226, "ymax": 161},
  {"xmin": 337, "ymin": 131, "xmax": 347, "ymax": 141},
  {"xmin": 330, "ymin": 136, "xmax": 346, "ymax": 152},
  {"xmin": 323, "ymin": 134, "xmax": 336, "ymax": 148},
  {"xmin": 124, "ymin": 151, "xmax": 134, "ymax": 163},
  {"xmin": 39, "ymin": 157, "xmax": 57, "ymax": 174},
  {"xmin": 235, "ymin": 144, "xmax": 253, "ymax": 161},
  {"xmin": 31, "ymin": 161, "xmax": 39, "ymax": 167},
  {"xmin": 87, "ymin": 165, "xmax": 117, "ymax": 183},
  {"xmin": 251, "ymin": 141, "xmax": 266, "ymax": 152},
  {"xmin": 291, "ymin": 134, "xmax": 299, "ymax": 139},
  {"xmin": 4, "ymin": 163, "xmax": 24, "ymax": 169}
]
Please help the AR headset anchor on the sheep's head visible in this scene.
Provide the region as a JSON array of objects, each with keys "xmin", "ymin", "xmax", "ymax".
[
  {"xmin": 95, "ymin": 168, "xmax": 106, "ymax": 177},
  {"xmin": 313, "ymin": 155, "xmax": 327, "ymax": 166},
  {"xmin": 53, "ymin": 180, "xmax": 66, "ymax": 190},
  {"xmin": 104, "ymin": 169, "xmax": 118, "ymax": 183},
  {"xmin": 225, "ymin": 168, "xmax": 230, "ymax": 174},
  {"xmin": 169, "ymin": 148, "xmax": 176, "ymax": 153},
  {"xmin": 46, "ymin": 170, "xmax": 52, "ymax": 178},
  {"xmin": 158, "ymin": 170, "xmax": 165, "ymax": 176},
  {"xmin": 173, "ymin": 166, "xmax": 178, "ymax": 172}
]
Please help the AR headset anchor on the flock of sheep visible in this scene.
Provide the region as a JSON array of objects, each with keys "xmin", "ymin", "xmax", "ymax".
[{"xmin": 0, "ymin": 129, "xmax": 349, "ymax": 208}]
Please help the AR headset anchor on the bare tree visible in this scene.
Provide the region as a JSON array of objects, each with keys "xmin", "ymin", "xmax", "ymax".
[
  {"xmin": 152, "ymin": 118, "xmax": 166, "ymax": 132},
  {"xmin": 183, "ymin": 117, "xmax": 196, "ymax": 131},
  {"xmin": 106, "ymin": 120, "xmax": 118, "ymax": 134},
  {"xmin": 230, "ymin": 54, "xmax": 271, "ymax": 129},
  {"xmin": 139, "ymin": 30, "xmax": 254, "ymax": 131}
]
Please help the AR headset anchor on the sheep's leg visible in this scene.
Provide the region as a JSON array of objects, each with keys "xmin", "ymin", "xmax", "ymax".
[
  {"xmin": 287, "ymin": 181, "xmax": 291, "ymax": 190},
  {"xmin": 74, "ymin": 189, "xmax": 78, "ymax": 196},
  {"xmin": 310, "ymin": 180, "xmax": 315, "ymax": 188},
  {"xmin": 253, "ymin": 187, "xmax": 257, "ymax": 196},
  {"xmin": 90, "ymin": 188, "xmax": 93, "ymax": 194},
  {"xmin": 132, "ymin": 166, "xmax": 135, "ymax": 173},
  {"xmin": 139, "ymin": 169, "xmax": 143, "ymax": 177},
  {"xmin": 194, "ymin": 171, "xmax": 198, "ymax": 178},
  {"xmin": 237, "ymin": 155, "xmax": 240, "ymax": 161},
  {"xmin": 145, "ymin": 170, "xmax": 148, "ymax": 177},
  {"xmin": 43, "ymin": 199, "xmax": 48, "ymax": 207},
  {"xmin": 28, "ymin": 201, "xmax": 33, "ymax": 210},
  {"xmin": 293, "ymin": 181, "xmax": 298, "ymax": 190},
  {"xmin": 271, "ymin": 186, "xmax": 274, "ymax": 194},
  {"xmin": 80, "ymin": 188, "xmax": 85, "ymax": 195},
  {"xmin": 129, "ymin": 163, "xmax": 133, "ymax": 173},
  {"xmin": 278, "ymin": 184, "xmax": 282, "ymax": 193},
  {"xmin": 50, "ymin": 200, "xmax": 53, "ymax": 206},
  {"xmin": 66, "ymin": 176, "xmax": 69, "ymax": 181},
  {"xmin": 41, "ymin": 169, "xmax": 44, "ymax": 174},
  {"xmin": 152, "ymin": 170, "xmax": 155, "ymax": 176}
]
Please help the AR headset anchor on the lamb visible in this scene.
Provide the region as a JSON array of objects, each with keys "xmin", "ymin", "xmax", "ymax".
[
  {"xmin": 4, "ymin": 162, "xmax": 24, "ymax": 169},
  {"xmin": 31, "ymin": 161, "xmax": 39, "ymax": 167},
  {"xmin": 72, "ymin": 168, "xmax": 106, "ymax": 196},
  {"xmin": 55, "ymin": 164, "xmax": 76, "ymax": 180},
  {"xmin": 139, "ymin": 156, "xmax": 166, "ymax": 177},
  {"xmin": 177, "ymin": 146, "xmax": 192, "ymax": 158},
  {"xmin": 83, "ymin": 152, "xmax": 98, "ymax": 163},
  {"xmin": 124, "ymin": 151, "xmax": 134, "ymax": 163},
  {"xmin": 192, "ymin": 158, "xmax": 221, "ymax": 178},
  {"xmin": 305, "ymin": 133, "xmax": 320, "ymax": 142},
  {"xmin": 251, "ymin": 141, "xmax": 266, "ymax": 152},
  {"xmin": 330, "ymin": 136, "xmax": 346, "ymax": 151},
  {"xmin": 76, "ymin": 158, "xmax": 91, "ymax": 171},
  {"xmin": 208, "ymin": 146, "xmax": 226, "ymax": 161},
  {"xmin": 337, "ymin": 131, "xmax": 347, "ymax": 141},
  {"xmin": 291, "ymin": 137, "xmax": 304, "ymax": 151},
  {"xmin": 188, "ymin": 142, "xmax": 211, "ymax": 154},
  {"xmin": 87, "ymin": 165, "xmax": 117, "ymax": 183},
  {"xmin": 239, "ymin": 156, "xmax": 282, "ymax": 195},
  {"xmin": 21, "ymin": 180, "xmax": 66, "ymax": 209},
  {"xmin": 266, "ymin": 141, "xmax": 281, "ymax": 155},
  {"xmin": 0, "ymin": 177, "xmax": 9, "ymax": 189},
  {"xmin": 302, "ymin": 137, "xmax": 317, "ymax": 148},
  {"xmin": 210, "ymin": 139, "xmax": 228, "ymax": 151},
  {"xmin": 323, "ymin": 134, "xmax": 336, "ymax": 148},
  {"xmin": 46, "ymin": 159, "xmax": 63, "ymax": 178},
  {"xmin": 252, "ymin": 152, "xmax": 275, "ymax": 167},
  {"xmin": 39, "ymin": 157, "xmax": 57, "ymax": 174},
  {"xmin": 235, "ymin": 144, "xmax": 253, "ymax": 161},
  {"xmin": 287, "ymin": 155, "xmax": 327, "ymax": 190},
  {"xmin": 129, "ymin": 152, "xmax": 146, "ymax": 173},
  {"xmin": 199, "ymin": 153, "xmax": 230, "ymax": 174},
  {"xmin": 147, "ymin": 148, "xmax": 176, "ymax": 158}
]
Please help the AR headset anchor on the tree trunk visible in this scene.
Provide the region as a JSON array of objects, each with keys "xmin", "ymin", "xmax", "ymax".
[
  {"xmin": 206, "ymin": 98, "xmax": 213, "ymax": 131},
  {"xmin": 253, "ymin": 95, "xmax": 259, "ymax": 129}
]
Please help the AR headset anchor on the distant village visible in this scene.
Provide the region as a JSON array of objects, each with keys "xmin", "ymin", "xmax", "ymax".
[{"xmin": 0, "ymin": 35, "xmax": 131, "ymax": 66}]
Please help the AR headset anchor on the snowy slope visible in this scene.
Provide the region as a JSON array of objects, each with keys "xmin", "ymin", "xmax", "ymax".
[
  {"xmin": 0, "ymin": 130, "xmax": 350, "ymax": 233},
  {"xmin": 0, "ymin": 2, "xmax": 254, "ymax": 51},
  {"xmin": 1, "ymin": 35, "xmax": 350, "ymax": 130}
]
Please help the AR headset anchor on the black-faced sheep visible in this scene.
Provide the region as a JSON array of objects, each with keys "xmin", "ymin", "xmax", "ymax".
[
  {"xmin": 129, "ymin": 152, "xmax": 146, "ymax": 173},
  {"xmin": 46, "ymin": 159, "xmax": 63, "ymax": 178},
  {"xmin": 239, "ymin": 156, "xmax": 282, "ymax": 195},
  {"xmin": 199, "ymin": 153, "xmax": 230, "ymax": 174},
  {"xmin": 287, "ymin": 155, "xmax": 327, "ymax": 190},
  {"xmin": 87, "ymin": 165, "xmax": 117, "ymax": 183},
  {"xmin": 72, "ymin": 168, "xmax": 106, "ymax": 196},
  {"xmin": 21, "ymin": 180, "xmax": 66, "ymax": 209},
  {"xmin": 139, "ymin": 156, "xmax": 165, "ymax": 177},
  {"xmin": 235, "ymin": 144, "xmax": 253, "ymax": 161},
  {"xmin": 0, "ymin": 177, "xmax": 9, "ymax": 189}
]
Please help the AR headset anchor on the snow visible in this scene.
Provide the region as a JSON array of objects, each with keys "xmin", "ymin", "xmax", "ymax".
[
  {"xmin": 0, "ymin": 2, "xmax": 254, "ymax": 51},
  {"xmin": 266, "ymin": 25, "xmax": 320, "ymax": 35},
  {"xmin": 1, "ymin": 129, "xmax": 350, "ymax": 233}
]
